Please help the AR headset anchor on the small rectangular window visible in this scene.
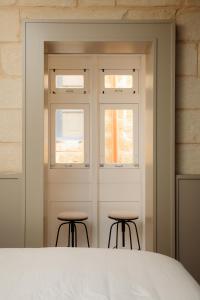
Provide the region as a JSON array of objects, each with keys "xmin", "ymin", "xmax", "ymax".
[
  {"xmin": 104, "ymin": 75, "xmax": 133, "ymax": 89},
  {"xmin": 56, "ymin": 75, "xmax": 84, "ymax": 89},
  {"xmin": 50, "ymin": 69, "xmax": 88, "ymax": 95},
  {"xmin": 50, "ymin": 104, "xmax": 89, "ymax": 168},
  {"xmin": 55, "ymin": 109, "xmax": 84, "ymax": 164},
  {"xmin": 100, "ymin": 69, "xmax": 138, "ymax": 100},
  {"xmin": 105, "ymin": 109, "xmax": 133, "ymax": 164},
  {"xmin": 100, "ymin": 104, "xmax": 139, "ymax": 167}
]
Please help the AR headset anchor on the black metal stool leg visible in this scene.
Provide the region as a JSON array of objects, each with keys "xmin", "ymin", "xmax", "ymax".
[
  {"xmin": 55, "ymin": 222, "xmax": 69, "ymax": 247},
  {"xmin": 78, "ymin": 222, "xmax": 90, "ymax": 248},
  {"xmin": 125, "ymin": 222, "xmax": 132, "ymax": 249},
  {"xmin": 68, "ymin": 223, "xmax": 71, "ymax": 247},
  {"xmin": 121, "ymin": 221, "xmax": 126, "ymax": 247},
  {"xmin": 71, "ymin": 222, "xmax": 75, "ymax": 247},
  {"xmin": 115, "ymin": 223, "xmax": 119, "ymax": 249},
  {"xmin": 74, "ymin": 224, "xmax": 78, "ymax": 247},
  {"xmin": 108, "ymin": 221, "xmax": 118, "ymax": 248},
  {"xmin": 129, "ymin": 221, "xmax": 141, "ymax": 250}
]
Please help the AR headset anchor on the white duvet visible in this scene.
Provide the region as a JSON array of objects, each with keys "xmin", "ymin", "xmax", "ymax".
[{"xmin": 0, "ymin": 247, "xmax": 199, "ymax": 300}]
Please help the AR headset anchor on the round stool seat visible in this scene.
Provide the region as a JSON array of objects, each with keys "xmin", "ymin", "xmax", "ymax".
[
  {"xmin": 57, "ymin": 211, "xmax": 88, "ymax": 222},
  {"xmin": 108, "ymin": 211, "xmax": 139, "ymax": 221}
]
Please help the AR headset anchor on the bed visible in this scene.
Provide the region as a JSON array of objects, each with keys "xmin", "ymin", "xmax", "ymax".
[{"xmin": 0, "ymin": 247, "xmax": 199, "ymax": 299}]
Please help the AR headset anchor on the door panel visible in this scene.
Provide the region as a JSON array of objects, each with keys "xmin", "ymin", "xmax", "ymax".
[
  {"xmin": 48, "ymin": 169, "xmax": 91, "ymax": 183},
  {"xmin": 99, "ymin": 169, "xmax": 141, "ymax": 183},
  {"xmin": 99, "ymin": 183, "xmax": 141, "ymax": 202},
  {"xmin": 48, "ymin": 183, "xmax": 91, "ymax": 202}
]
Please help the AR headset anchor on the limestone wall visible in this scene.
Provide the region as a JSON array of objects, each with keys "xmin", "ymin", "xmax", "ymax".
[{"xmin": 0, "ymin": 0, "xmax": 199, "ymax": 174}]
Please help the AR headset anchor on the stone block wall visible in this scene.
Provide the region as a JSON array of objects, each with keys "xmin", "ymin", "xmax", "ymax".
[{"xmin": 0, "ymin": 0, "xmax": 199, "ymax": 174}]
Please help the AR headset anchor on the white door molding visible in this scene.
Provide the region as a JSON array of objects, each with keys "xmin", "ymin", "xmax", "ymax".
[{"xmin": 23, "ymin": 21, "xmax": 175, "ymax": 256}]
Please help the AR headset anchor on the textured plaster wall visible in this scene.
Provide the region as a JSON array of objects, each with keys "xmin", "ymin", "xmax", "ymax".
[{"xmin": 0, "ymin": 0, "xmax": 199, "ymax": 174}]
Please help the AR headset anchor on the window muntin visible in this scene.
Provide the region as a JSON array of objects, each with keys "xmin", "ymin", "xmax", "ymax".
[
  {"xmin": 104, "ymin": 75, "xmax": 133, "ymax": 89},
  {"xmin": 56, "ymin": 75, "xmax": 84, "ymax": 89},
  {"xmin": 55, "ymin": 109, "xmax": 84, "ymax": 164},
  {"xmin": 50, "ymin": 104, "xmax": 89, "ymax": 168},
  {"xmin": 100, "ymin": 104, "xmax": 139, "ymax": 167}
]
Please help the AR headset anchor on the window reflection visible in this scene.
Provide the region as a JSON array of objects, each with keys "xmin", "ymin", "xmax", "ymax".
[
  {"xmin": 56, "ymin": 75, "xmax": 84, "ymax": 89},
  {"xmin": 105, "ymin": 109, "xmax": 133, "ymax": 164},
  {"xmin": 104, "ymin": 75, "xmax": 133, "ymax": 89},
  {"xmin": 55, "ymin": 109, "xmax": 84, "ymax": 164}
]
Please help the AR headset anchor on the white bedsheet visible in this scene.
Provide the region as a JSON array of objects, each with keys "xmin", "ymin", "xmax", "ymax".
[{"xmin": 0, "ymin": 247, "xmax": 199, "ymax": 300}]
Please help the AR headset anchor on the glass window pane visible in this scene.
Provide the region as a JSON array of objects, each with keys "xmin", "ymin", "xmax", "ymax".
[
  {"xmin": 104, "ymin": 75, "xmax": 133, "ymax": 89},
  {"xmin": 105, "ymin": 109, "xmax": 133, "ymax": 164},
  {"xmin": 55, "ymin": 109, "xmax": 84, "ymax": 164},
  {"xmin": 56, "ymin": 75, "xmax": 84, "ymax": 89}
]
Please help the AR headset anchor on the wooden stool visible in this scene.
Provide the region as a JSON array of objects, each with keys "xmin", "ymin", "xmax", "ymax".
[
  {"xmin": 55, "ymin": 211, "xmax": 90, "ymax": 247},
  {"xmin": 108, "ymin": 211, "xmax": 140, "ymax": 250}
]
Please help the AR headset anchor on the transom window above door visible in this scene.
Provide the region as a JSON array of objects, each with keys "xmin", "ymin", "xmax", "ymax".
[
  {"xmin": 56, "ymin": 75, "xmax": 84, "ymax": 89},
  {"xmin": 49, "ymin": 69, "xmax": 89, "ymax": 95},
  {"xmin": 100, "ymin": 69, "xmax": 139, "ymax": 98},
  {"xmin": 104, "ymin": 74, "xmax": 133, "ymax": 89}
]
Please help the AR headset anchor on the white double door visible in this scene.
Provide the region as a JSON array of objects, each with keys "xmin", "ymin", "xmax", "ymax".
[{"xmin": 45, "ymin": 54, "xmax": 144, "ymax": 249}]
